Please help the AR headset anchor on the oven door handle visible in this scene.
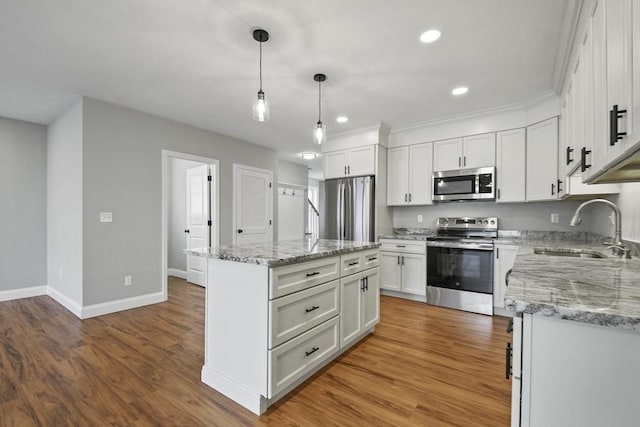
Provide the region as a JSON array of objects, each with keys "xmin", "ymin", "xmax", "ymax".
[{"xmin": 427, "ymin": 242, "xmax": 494, "ymax": 251}]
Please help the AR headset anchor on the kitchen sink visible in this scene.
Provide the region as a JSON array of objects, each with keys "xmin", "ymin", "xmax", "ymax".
[{"xmin": 533, "ymin": 247, "xmax": 607, "ymax": 259}]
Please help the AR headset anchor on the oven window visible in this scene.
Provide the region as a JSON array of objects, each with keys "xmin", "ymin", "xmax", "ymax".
[
  {"xmin": 434, "ymin": 175, "xmax": 475, "ymax": 196},
  {"xmin": 427, "ymin": 247, "xmax": 493, "ymax": 294}
]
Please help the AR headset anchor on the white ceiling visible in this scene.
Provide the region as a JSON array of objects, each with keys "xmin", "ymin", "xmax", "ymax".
[{"xmin": 0, "ymin": 0, "xmax": 570, "ymax": 178}]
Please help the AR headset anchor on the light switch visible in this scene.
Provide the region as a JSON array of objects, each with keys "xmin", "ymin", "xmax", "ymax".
[
  {"xmin": 100, "ymin": 212, "xmax": 113, "ymax": 223},
  {"xmin": 550, "ymin": 213, "xmax": 559, "ymax": 223},
  {"xmin": 417, "ymin": 214, "xmax": 424, "ymax": 223}
]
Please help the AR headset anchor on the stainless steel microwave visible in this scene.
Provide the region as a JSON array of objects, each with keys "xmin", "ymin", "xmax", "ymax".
[{"xmin": 432, "ymin": 166, "xmax": 496, "ymax": 201}]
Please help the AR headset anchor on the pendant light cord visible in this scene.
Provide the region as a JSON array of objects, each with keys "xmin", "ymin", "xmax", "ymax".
[
  {"xmin": 259, "ymin": 41, "xmax": 263, "ymax": 92},
  {"xmin": 318, "ymin": 80, "xmax": 322, "ymax": 122}
]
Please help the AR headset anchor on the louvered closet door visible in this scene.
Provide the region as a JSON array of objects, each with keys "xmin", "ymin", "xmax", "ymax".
[{"xmin": 234, "ymin": 164, "xmax": 273, "ymax": 245}]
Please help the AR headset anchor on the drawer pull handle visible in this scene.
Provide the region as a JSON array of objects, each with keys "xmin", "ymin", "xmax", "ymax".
[
  {"xmin": 305, "ymin": 305, "xmax": 320, "ymax": 313},
  {"xmin": 505, "ymin": 343, "xmax": 512, "ymax": 380},
  {"xmin": 305, "ymin": 346, "xmax": 320, "ymax": 357},
  {"xmin": 368, "ymin": 257, "xmax": 377, "ymax": 261},
  {"xmin": 306, "ymin": 271, "xmax": 320, "ymax": 277},
  {"xmin": 348, "ymin": 261, "xmax": 359, "ymax": 266},
  {"xmin": 396, "ymin": 245, "xmax": 406, "ymax": 248}
]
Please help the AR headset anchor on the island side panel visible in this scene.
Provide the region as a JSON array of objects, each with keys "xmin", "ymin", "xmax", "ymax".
[{"xmin": 203, "ymin": 259, "xmax": 269, "ymax": 399}]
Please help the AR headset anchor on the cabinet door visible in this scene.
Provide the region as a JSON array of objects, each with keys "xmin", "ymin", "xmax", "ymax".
[
  {"xmin": 400, "ymin": 253, "xmax": 426, "ymax": 296},
  {"xmin": 362, "ymin": 268, "xmax": 380, "ymax": 331},
  {"xmin": 433, "ymin": 138, "xmax": 463, "ymax": 171},
  {"xmin": 463, "ymin": 133, "xmax": 496, "ymax": 168},
  {"xmin": 526, "ymin": 117, "xmax": 559, "ymax": 201},
  {"xmin": 347, "ymin": 145, "xmax": 376, "ymax": 176},
  {"xmin": 496, "ymin": 128, "xmax": 526, "ymax": 203},
  {"xmin": 324, "ymin": 150, "xmax": 347, "ymax": 179},
  {"xmin": 340, "ymin": 273, "xmax": 363, "ymax": 347},
  {"xmin": 589, "ymin": 0, "xmax": 608, "ymax": 180},
  {"xmin": 493, "ymin": 245, "xmax": 518, "ymax": 309},
  {"xmin": 387, "ymin": 146, "xmax": 409, "ymax": 205},
  {"xmin": 408, "ymin": 143, "xmax": 433, "ymax": 205},
  {"xmin": 605, "ymin": 0, "xmax": 634, "ymax": 156},
  {"xmin": 379, "ymin": 251, "xmax": 402, "ymax": 291}
]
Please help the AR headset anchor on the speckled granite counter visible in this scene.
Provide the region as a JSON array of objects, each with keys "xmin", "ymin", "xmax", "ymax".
[
  {"xmin": 505, "ymin": 239, "xmax": 640, "ymax": 331},
  {"xmin": 379, "ymin": 227, "xmax": 436, "ymax": 241},
  {"xmin": 185, "ymin": 238, "xmax": 379, "ymax": 267}
]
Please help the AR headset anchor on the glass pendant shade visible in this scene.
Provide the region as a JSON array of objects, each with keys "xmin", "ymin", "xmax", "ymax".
[
  {"xmin": 314, "ymin": 120, "xmax": 326, "ymax": 145},
  {"xmin": 253, "ymin": 90, "xmax": 269, "ymax": 122}
]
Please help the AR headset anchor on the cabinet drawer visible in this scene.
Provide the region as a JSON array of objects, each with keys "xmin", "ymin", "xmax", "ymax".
[
  {"xmin": 268, "ymin": 280, "xmax": 339, "ymax": 349},
  {"xmin": 379, "ymin": 239, "xmax": 426, "ymax": 254},
  {"xmin": 340, "ymin": 249, "xmax": 380, "ymax": 276},
  {"xmin": 267, "ymin": 317, "xmax": 340, "ymax": 398},
  {"xmin": 269, "ymin": 256, "xmax": 340, "ymax": 299}
]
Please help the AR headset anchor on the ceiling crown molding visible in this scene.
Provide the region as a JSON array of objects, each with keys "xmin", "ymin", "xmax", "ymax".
[{"xmin": 551, "ymin": 0, "xmax": 584, "ymax": 94}]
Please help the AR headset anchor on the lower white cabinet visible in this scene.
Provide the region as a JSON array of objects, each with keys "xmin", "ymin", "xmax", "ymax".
[
  {"xmin": 379, "ymin": 239, "xmax": 426, "ymax": 299},
  {"xmin": 493, "ymin": 244, "xmax": 518, "ymax": 315},
  {"xmin": 340, "ymin": 268, "xmax": 380, "ymax": 347},
  {"xmin": 201, "ymin": 248, "xmax": 380, "ymax": 415},
  {"xmin": 511, "ymin": 313, "xmax": 640, "ymax": 427}
]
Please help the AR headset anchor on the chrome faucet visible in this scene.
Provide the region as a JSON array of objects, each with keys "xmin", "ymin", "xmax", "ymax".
[{"xmin": 570, "ymin": 198, "xmax": 630, "ymax": 258}]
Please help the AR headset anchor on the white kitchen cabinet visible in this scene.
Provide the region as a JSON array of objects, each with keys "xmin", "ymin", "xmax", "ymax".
[
  {"xmin": 511, "ymin": 313, "xmax": 640, "ymax": 427},
  {"xmin": 433, "ymin": 134, "xmax": 495, "ymax": 171},
  {"xmin": 526, "ymin": 117, "xmax": 559, "ymax": 201},
  {"xmin": 323, "ymin": 145, "xmax": 376, "ymax": 179},
  {"xmin": 379, "ymin": 239, "xmax": 426, "ymax": 300},
  {"xmin": 386, "ymin": 143, "xmax": 433, "ymax": 206},
  {"xmin": 496, "ymin": 128, "xmax": 526, "ymax": 203},
  {"xmin": 493, "ymin": 244, "xmax": 518, "ymax": 315},
  {"xmin": 340, "ymin": 267, "xmax": 379, "ymax": 348}
]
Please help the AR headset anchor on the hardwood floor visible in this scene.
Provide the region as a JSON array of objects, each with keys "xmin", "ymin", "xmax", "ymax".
[{"xmin": 0, "ymin": 277, "xmax": 512, "ymax": 426}]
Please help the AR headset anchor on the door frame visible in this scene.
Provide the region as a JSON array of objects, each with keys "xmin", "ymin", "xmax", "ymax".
[
  {"xmin": 161, "ymin": 150, "xmax": 219, "ymax": 300},
  {"xmin": 232, "ymin": 163, "xmax": 274, "ymax": 245}
]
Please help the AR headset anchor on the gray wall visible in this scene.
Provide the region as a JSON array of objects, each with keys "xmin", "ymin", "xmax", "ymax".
[
  {"xmin": 278, "ymin": 159, "xmax": 308, "ymax": 186},
  {"xmin": 0, "ymin": 116, "xmax": 47, "ymax": 292},
  {"xmin": 392, "ymin": 199, "xmax": 590, "ymax": 231},
  {"xmin": 81, "ymin": 97, "xmax": 279, "ymax": 305},
  {"xmin": 168, "ymin": 157, "xmax": 204, "ymax": 273},
  {"xmin": 47, "ymin": 99, "xmax": 84, "ymax": 304}
]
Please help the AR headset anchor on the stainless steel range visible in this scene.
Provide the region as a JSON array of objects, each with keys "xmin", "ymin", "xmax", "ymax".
[{"xmin": 426, "ymin": 217, "xmax": 498, "ymax": 315}]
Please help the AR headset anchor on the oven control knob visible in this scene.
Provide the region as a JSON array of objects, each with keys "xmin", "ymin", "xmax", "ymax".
[
  {"xmin": 483, "ymin": 220, "xmax": 488, "ymax": 224},
  {"xmin": 440, "ymin": 218, "xmax": 448, "ymax": 225},
  {"xmin": 490, "ymin": 220, "xmax": 495, "ymax": 225}
]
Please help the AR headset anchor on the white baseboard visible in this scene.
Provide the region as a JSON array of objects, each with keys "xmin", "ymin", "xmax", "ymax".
[
  {"xmin": 47, "ymin": 286, "xmax": 83, "ymax": 318},
  {"xmin": 167, "ymin": 268, "xmax": 187, "ymax": 279},
  {"xmin": 0, "ymin": 285, "xmax": 47, "ymax": 302},
  {"xmin": 80, "ymin": 291, "xmax": 166, "ymax": 319},
  {"xmin": 201, "ymin": 365, "xmax": 267, "ymax": 415}
]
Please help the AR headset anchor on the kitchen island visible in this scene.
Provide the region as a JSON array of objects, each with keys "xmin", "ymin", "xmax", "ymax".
[
  {"xmin": 505, "ymin": 240, "xmax": 640, "ymax": 427},
  {"xmin": 186, "ymin": 238, "xmax": 380, "ymax": 415}
]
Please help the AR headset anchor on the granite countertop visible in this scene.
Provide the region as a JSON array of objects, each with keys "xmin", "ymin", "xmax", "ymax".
[
  {"xmin": 505, "ymin": 239, "xmax": 640, "ymax": 331},
  {"xmin": 185, "ymin": 238, "xmax": 380, "ymax": 267},
  {"xmin": 379, "ymin": 228, "xmax": 436, "ymax": 241}
]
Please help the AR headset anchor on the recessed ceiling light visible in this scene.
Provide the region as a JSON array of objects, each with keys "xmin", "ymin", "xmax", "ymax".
[
  {"xmin": 420, "ymin": 29, "xmax": 441, "ymax": 43},
  {"xmin": 300, "ymin": 152, "xmax": 317, "ymax": 160},
  {"xmin": 452, "ymin": 86, "xmax": 469, "ymax": 96},
  {"xmin": 336, "ymin": 116, "xmax": 349, "ymax": 123}
]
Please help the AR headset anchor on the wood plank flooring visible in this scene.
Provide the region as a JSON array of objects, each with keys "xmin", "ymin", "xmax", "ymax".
[{"xmin": 0, "ymin": 277, "xmax": 512, "ymax": 426}]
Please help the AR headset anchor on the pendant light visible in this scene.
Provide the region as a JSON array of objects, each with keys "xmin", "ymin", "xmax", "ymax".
[
  {"xmin": 313, "ymin": 73, "xmax": 327, "ymax": 144},
  {"xmin": 252, "ymin": 29, "xmax": 269, "ymax": 121}
]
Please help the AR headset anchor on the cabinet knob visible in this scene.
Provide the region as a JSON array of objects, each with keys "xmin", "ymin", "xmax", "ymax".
[
  {"xmin": 237, "ymin": 229, "xmax": 243, "ymax": 234},
  {"xmin": 184, "ymin": 229, "xmax": 190, "ymax": 234}
]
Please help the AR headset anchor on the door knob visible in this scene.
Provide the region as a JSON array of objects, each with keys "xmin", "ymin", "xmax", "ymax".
[
  {"xmin": 237, "ymin": 229, "xmax": 244, "ymax": 234},
  {"xmin": 184, "ymin": 229, "xmax": 190, "ymax": 233}
]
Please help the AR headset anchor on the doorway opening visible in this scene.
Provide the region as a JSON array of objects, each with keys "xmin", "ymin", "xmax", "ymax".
[{"xmin": 161, "ymin": 150, "xmax": 219, "ymax": 300}]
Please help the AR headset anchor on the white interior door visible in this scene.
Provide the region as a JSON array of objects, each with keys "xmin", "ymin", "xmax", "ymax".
[
  {"xmin": 186, "ymin": 164, "xmax": 209, "ymax": 286},
  {"xmin": 234, "ymin": 164, "xmax": 273, "ymax": 245}
]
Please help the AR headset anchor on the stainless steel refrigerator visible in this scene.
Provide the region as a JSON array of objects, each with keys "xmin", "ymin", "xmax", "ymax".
[{"xmin": 319, "ymin": 176, "xmax": 375, "ymax": 242}]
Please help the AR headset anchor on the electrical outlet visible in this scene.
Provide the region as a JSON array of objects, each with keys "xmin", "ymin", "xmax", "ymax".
[
  {"xmin": 550, "ymin": 213, "xmax": 559, "ymax": 223},
  {"xmin": 100, "ymin": 212, "xmax": 113, "ymax": 223},
  {"xmin": 124, "ymin": 275, "xmax": 132, "ymax": 286},
  {"xmin": 417, "ymin": 214, "xmax": 423, "ymax": 223}
]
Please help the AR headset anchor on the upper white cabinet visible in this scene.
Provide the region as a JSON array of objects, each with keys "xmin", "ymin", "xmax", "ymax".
[
  {"xmin": 526, "ymin": 117, "xmax": 559, "ymax": 201},
  {"xmin": 387, "ymin": 142, "xmax": 433, "ymax": 206},
  {"xmin": 496, "ymin": 128, "xmax": 526, "ymax": 203},
  {"xmin": 433, "ymin": 133, "xmax": 496, "ymax": 171},
  {"xmin": 324, "ymin": 145, "xmax": 376, "ymax": 179}
]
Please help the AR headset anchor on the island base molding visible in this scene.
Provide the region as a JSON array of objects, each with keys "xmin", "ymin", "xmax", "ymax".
[{"xmin": 202, "ymin": 327, "xmax": 376, "ymax": 415}]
